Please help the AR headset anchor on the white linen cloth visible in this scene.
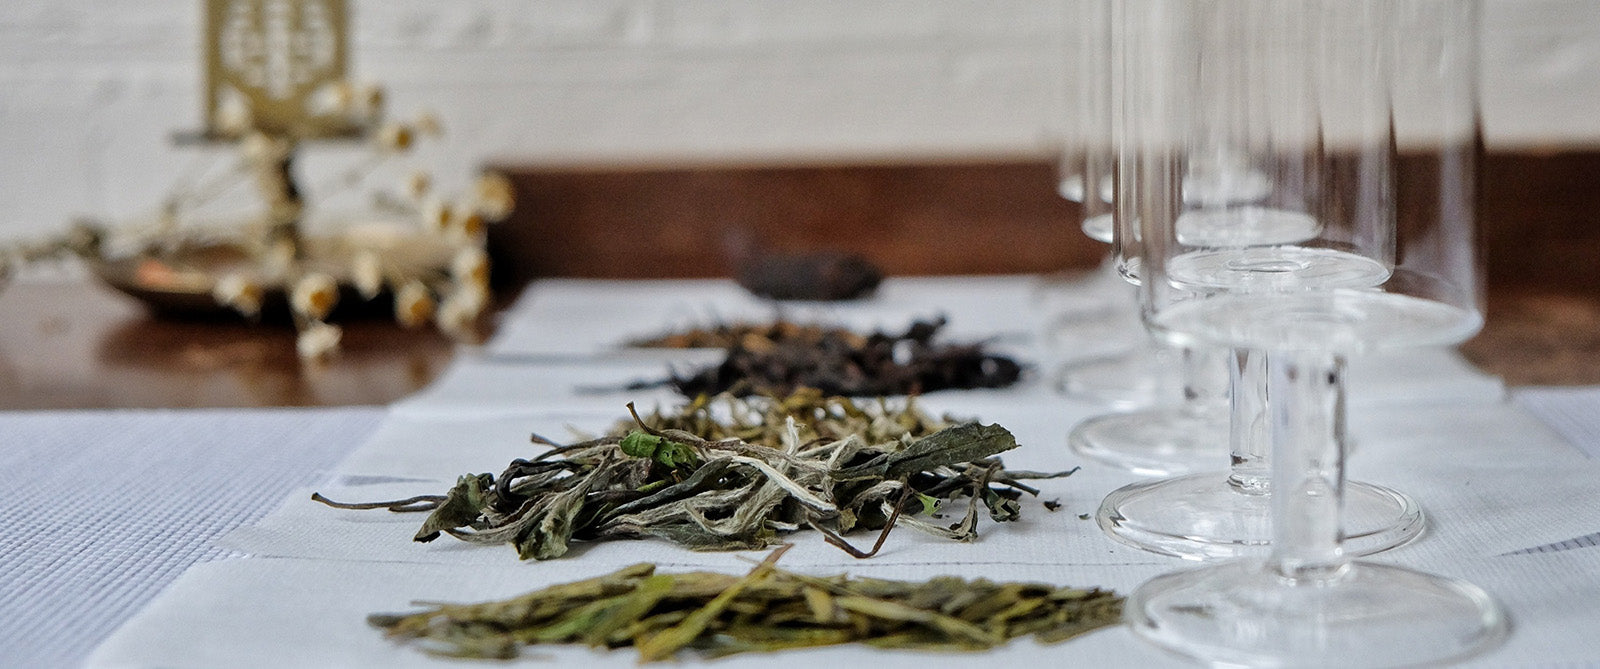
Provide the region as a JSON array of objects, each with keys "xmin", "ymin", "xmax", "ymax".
[
  {"xmin": 1515, "ymin": 385, "xmax": 1600, "ymax": 461},
  {"xmin": 65, "ymin": 276, "xmax": 1600, "ymax": 668},
  {"xmin": 0, "ymin": 408, "xmax": 385, "ymax": 669},
  {"xmin": 80, "ymin": 550, "xmax": 1600, "ymax": 669}
]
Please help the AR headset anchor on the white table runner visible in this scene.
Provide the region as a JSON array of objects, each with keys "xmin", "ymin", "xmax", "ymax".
[{"xmin": 54, "ymin": 276, "xmax": 1600, "ymax": 668}]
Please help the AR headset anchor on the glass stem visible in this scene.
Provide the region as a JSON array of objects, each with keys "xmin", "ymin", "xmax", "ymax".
[
  {"xmin": 1179, "ymin": 345, "xmax": 1228, "ymax": 417},
  {"xmin": 1227, "ymin": 348, "xmax": 1270, "ymax": 495},
  {"xmin": 1265, "ymin": 348, "xmax": 1349, "ymax": 580}
]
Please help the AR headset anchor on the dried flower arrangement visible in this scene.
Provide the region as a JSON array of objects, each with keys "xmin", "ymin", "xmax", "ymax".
[
  {"xmin": 0, "ymin": 102, "xmax": 512, "ymax": 360},
  {"xmin": 0, "ymin": 1, "xmax": 515, "ymax": 360}
]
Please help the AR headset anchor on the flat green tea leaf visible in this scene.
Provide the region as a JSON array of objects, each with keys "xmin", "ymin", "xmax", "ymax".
[
  {"xmin": 579, "ymin": 574, "xmax": 675, "ymax": 647},
  {"xmin": 634, "ymin": 548, "xmax": 784, "ymax": 661},
  {"xmin": 368, "ymin": 548, "xmax": 1122, "ymax": 662}
]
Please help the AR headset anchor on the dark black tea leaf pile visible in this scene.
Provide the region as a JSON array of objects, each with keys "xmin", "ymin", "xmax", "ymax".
[{"xmin": 634, "ymin": 317, "xmax": 1024, "ymax": 397}]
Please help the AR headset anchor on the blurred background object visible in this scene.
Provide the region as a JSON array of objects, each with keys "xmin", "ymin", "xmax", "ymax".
[
  {"xmin": 3, "ymin": 1, "xmax": 1597, "ymax": 245},
  {"xmin": 2, "ymin": 0, "xmax": 1600, "ymax": 405}
]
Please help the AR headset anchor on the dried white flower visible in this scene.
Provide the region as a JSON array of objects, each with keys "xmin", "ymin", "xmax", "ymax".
[
  {"xmin": 394, "ymin": 280, "xmax": 435, "ymax": 329},
  {"xmin": 212, "ymin": 272, "xmax": 263, "ymax": 319},
  {"xmin": 451, "ymin": 247, "xmax": 490, "ymax": 290},
  {"xmin": 376, "ymin": 122, "xmax": 415, "ymax": 152},
  {"xmin": 472, "ymin": 172, "xmax": 515, "ymax": 221},
  {"xmin": 296, "ymin": 321, "xmax": 342, "ymax": 360},
  {"xmin": 404, "ymin": 170, "xmax": 432, "ymax": 201},
  {"xmin": 457, "ymin": 281, "xmax": 490, "ymax": 314},
  {"xmin": 421, "ymin": 197, "xmax": 452, "ymax": 232},
  {"xmin": 290, "ymin": 272, "xmax": 340, "ymax": 321},
  {"xmin": 450, "ymin": 205, "xmax": 486, "ymax": 241},
  {"xmin": 436, "ymin": 285, "xmax": 487, "ymax": 339},
  {"xmin": 413, "ymin": 111, "xmax": 443, "ymax": 137},
  {"xmin": 352, "ymin": 251, "xmax": 383, "ymax": 300}
]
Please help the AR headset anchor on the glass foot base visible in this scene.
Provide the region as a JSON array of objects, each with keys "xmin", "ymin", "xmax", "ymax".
[
  {"xmin": 1068, "ymin": 406, "xmax": 1225, "ymax": 476},
  {"xmin": 1127, "ymin": 559, "xmax": 1508, "ymax": 667},
  {"xmin": 1053, "ymin": 349, "xmax": 1171, "ymax": 410},
  {"xmin": 1097, "ymin": 473, "xmax": 1424, "ymax": 560}
]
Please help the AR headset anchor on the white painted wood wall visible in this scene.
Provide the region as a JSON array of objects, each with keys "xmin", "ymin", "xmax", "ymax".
[{"xmin": 2, "ymin": 1, "xmax": 1597, "ymax": 241}]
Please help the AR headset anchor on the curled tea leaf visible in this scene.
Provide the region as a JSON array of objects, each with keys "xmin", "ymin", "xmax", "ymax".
[
  {"xmin": 414, "ymin": 473, "xmax": 493, "ymax": 542},
  {"xmin": 315, "ymin": 393, "xmax": 1073, "ymax": 561},
  {"xmin": 832, "ymin": 422, "xmax": 1018, "ymax": 481}
]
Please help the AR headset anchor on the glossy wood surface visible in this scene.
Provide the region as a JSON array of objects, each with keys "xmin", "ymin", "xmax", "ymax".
[{"xmin": 0, "ymin": 280, "xmax": 458, "ymax": 409}]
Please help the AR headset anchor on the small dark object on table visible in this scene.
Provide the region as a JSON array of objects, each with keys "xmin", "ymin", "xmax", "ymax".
[{"xmin": 736, "ymin": 251, "xmax": 883, "ymax": 301}]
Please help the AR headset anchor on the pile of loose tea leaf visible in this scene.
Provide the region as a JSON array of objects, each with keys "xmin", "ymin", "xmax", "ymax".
[
  {"xmin": 632, "ymin": 317, "xmax": 1024, "ymax": 397},
  {"xmin": 315, "ymin": 391, "xmax": 1073, "ymax": 560},
  {"xmin": 370, "ymin": 545, "xmax": 1122, "ymax": 661}
]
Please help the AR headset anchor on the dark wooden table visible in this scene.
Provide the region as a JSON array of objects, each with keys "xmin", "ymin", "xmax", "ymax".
[
  {"xmin": 0, "ymin": 280, "xmax": 459, "ymax": 409},
  {"xmin": 1460, "ymin": 284, "xmax": 1600, "ymax": 387},
  {"xmin": 0, "ymin": 277, "xmax": 1591, "ymax": 410}
]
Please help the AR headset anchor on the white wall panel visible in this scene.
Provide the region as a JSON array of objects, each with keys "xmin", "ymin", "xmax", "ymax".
[{"xmin": 0, "ymin": 0, "xmax": 1595, "ymax": 240}]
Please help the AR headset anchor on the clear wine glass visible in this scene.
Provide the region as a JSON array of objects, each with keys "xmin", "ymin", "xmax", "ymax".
[
  {"xmin": 1053, "ymin": 0, "xmax": 1230, "ymax": 477},
  {"xmin": 1059, "ymin": 0, "xmax": 1312, "ymax": 476},
  {"xmin": 1091, "ymin": 0, "xmax": 1425, "ymax": 561},
  {"xmin": 1120, "ymin": 0, "xmax": 1506, "ymax": 664},
  {"xmin": 1047, "ymin": 0, "xmax": 1180, "ymax": 411}
]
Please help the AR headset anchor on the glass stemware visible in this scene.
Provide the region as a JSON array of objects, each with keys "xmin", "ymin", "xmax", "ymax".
[
  {"xmin": 1091, "ymin": 0, "xmax": 1425, "ymax": 561},
  {"xmin": 1060, "ymin": 0, "xmax": 1230, "ymax": 473},
  {"xmin": 1041, "ymin": 0, "xmax": 1145, "ymax": 375},
  {"xmin": 1119, "ymin": 0, "xmax": 1507, "ymax": 664}
]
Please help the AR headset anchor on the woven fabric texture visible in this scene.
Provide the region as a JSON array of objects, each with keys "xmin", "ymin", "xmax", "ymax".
[{"xmin": 0, "ymin": 407, "xmax": 384, "ymax": 669}]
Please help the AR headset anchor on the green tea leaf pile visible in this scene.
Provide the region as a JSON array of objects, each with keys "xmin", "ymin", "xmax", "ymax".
[
  {"xmin": 315, "ymin": 391, "xmax": 1074, "ymax": 560},
  {"xmin": 369, "ymin": 546, "xmax": 1123, "ymax": 661}
]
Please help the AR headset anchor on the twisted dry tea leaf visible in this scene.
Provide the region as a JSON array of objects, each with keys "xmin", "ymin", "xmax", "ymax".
[
  {"xmin": 369, "ymin": 546, "xmax": 1123, "ymax": 661},
  {"xmin": 628, "ymin": 317, "xmax": 1025, "ymax": 398},
  {"xmin": 833, "ymin": 422, "xmax": 1018, "ymax": 481},
  {"xmin": 315, "ymin": 391, "xmax": 1076, "ymax": 560}
]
